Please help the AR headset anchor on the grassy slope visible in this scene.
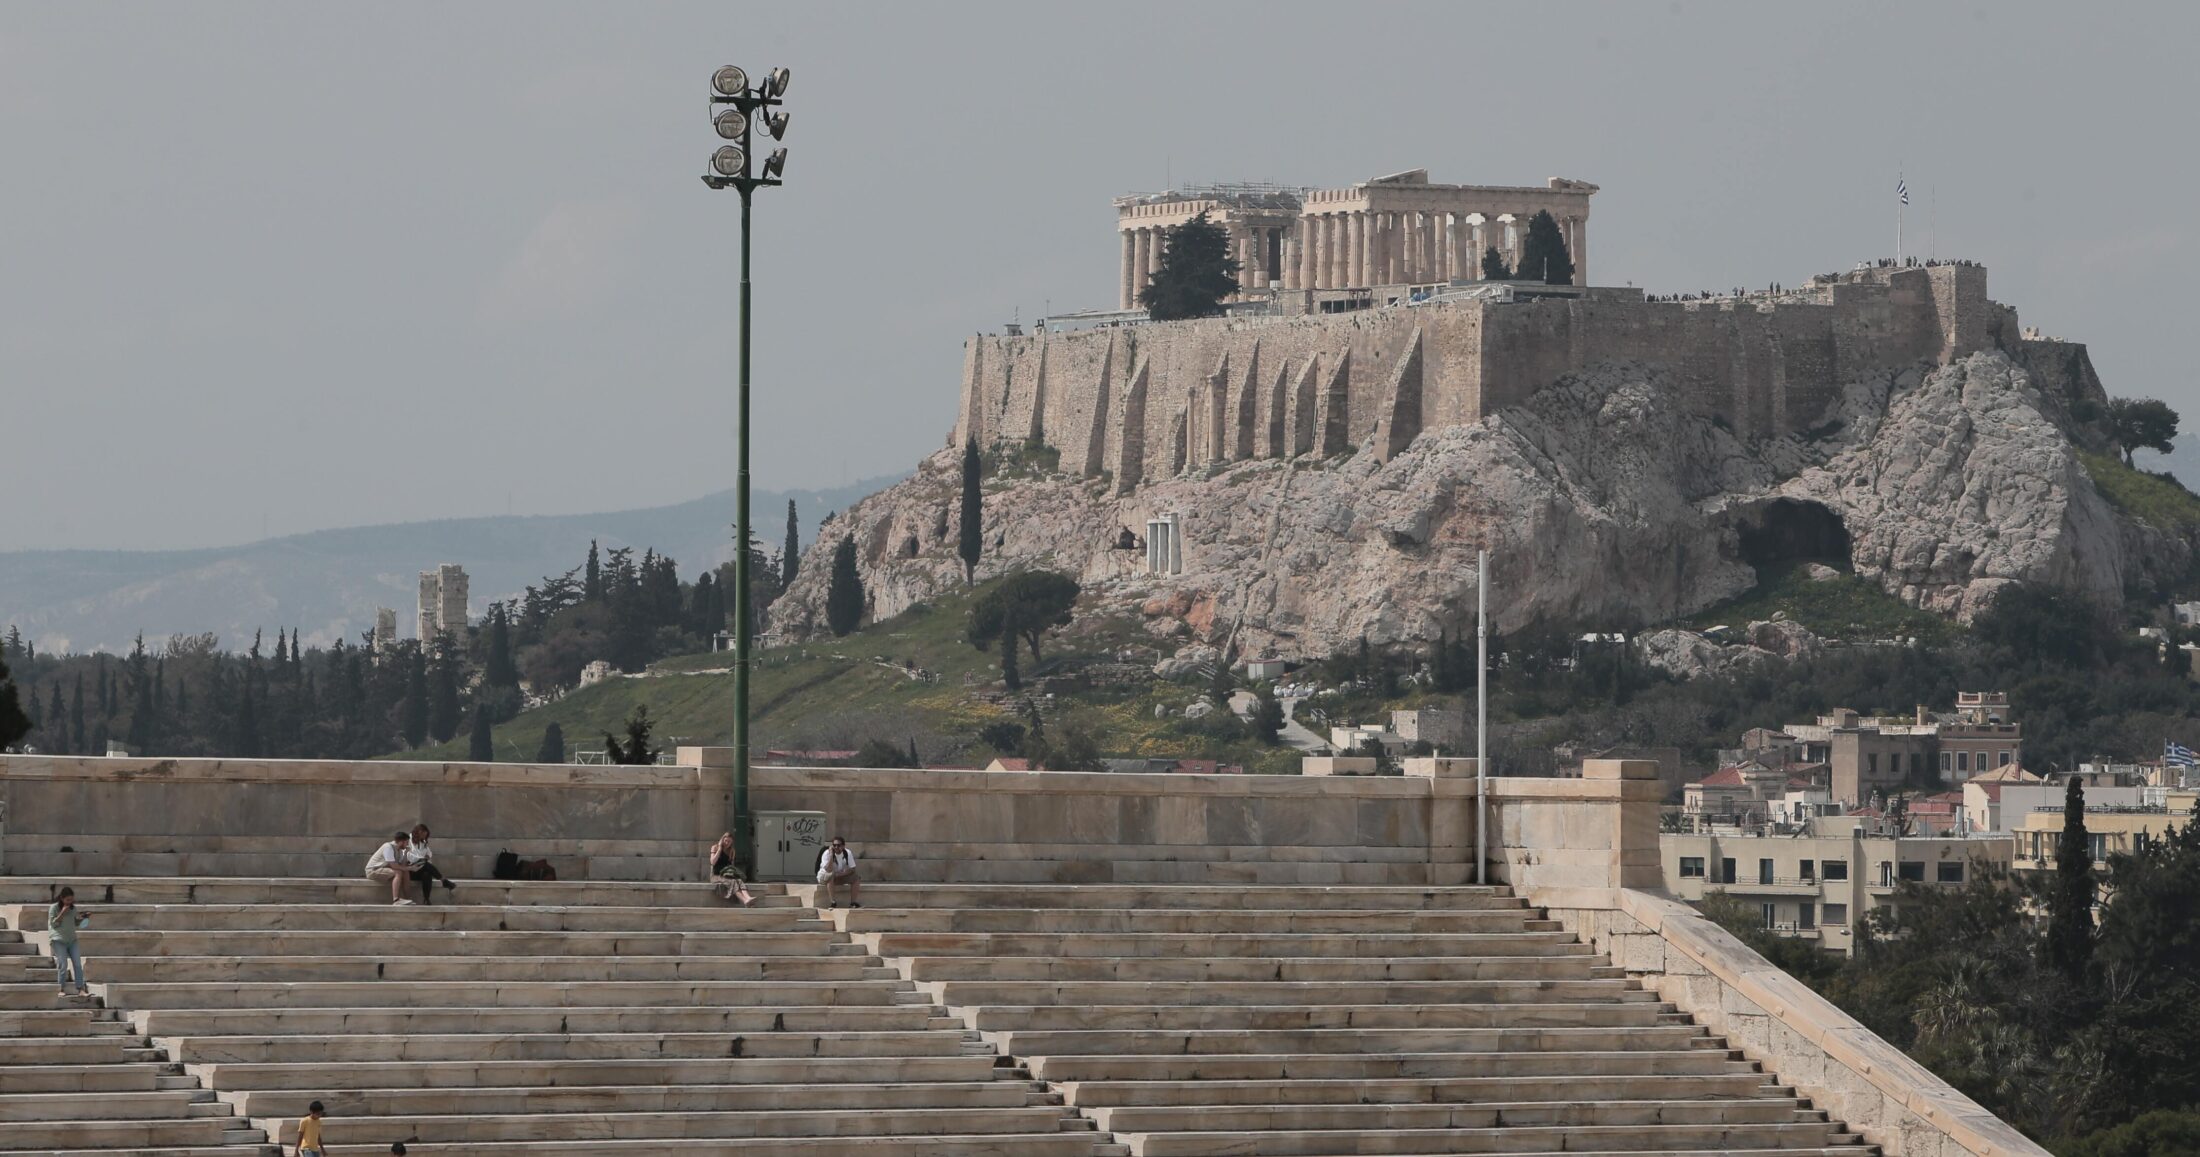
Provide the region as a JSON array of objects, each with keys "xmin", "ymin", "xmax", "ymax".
[
  {"xmin": 1683, "ymin": 563, "xmax": 1953, "ymax": 645},
  {"xmin": 2080, "ymin": 450, "xmax": 2200, "ymax": 531},
  {"xmin": 409, "ymin": 580, "xmax": 1303, "ymax": 773}
]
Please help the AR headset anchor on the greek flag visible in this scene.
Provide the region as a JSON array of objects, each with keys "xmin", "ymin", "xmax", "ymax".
[
  {"xmin": 1897, "ymin": 178, "xmax": 1909, "ymax": 206},
  {"xmin": 2166, "ymin": 740, "xmax": 2197, "ymax": 768}
]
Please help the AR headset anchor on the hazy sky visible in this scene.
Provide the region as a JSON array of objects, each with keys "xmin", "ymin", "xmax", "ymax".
[{"xmin": 5, "ymin": 3, "xmax": 2194, "ymax": 550}]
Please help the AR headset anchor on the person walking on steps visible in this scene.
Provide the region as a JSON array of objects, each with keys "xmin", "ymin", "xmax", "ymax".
[
  {"xmin": 706, "ymin": 833, "xmax": 756, "ymax": 906},
  {"xmin": 816, "ymin": 836, "xmax": 861, "ymax": 908},
  {"xmin": 294, "ymin": 1100, "xmax": 327, "ymax": 1157},
  {"xmin": 47, "ymin": 887, "xmax": 90, "ymax": 997},
  {"xmin": 405, "ymin": 824, "xmax": 458, "ymax": 904}
]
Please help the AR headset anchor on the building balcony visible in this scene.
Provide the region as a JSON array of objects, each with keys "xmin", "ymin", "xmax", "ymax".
[{"xmin": 1704, "ymin": 877, "xmax": 1824, "ymax": 896}]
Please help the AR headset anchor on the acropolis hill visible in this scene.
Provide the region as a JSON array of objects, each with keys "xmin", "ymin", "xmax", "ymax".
[{"xmin": 773, "ymin": 170, "xmax": 2183, "ymax": 657}]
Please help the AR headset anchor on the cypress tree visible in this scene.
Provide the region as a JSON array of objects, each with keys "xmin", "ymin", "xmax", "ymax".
[
  {"xmin": 585, "ymin": 540, "xmax": 603, "ymax": 603},
  {"xmin": 484, "ymin": 605, "xmax": 518, "ymax": 688},
  {"xmin": 96, "ymin": 657, "xmax": 109, "ymax": 717},
  {"xmin": 0, "ymin": 656, "xmax": 29, "ymax": 750},
  {"xmin": 46, "ymin": 684, "xmax": 64, "ymax": 750},
  {"xmin": 1514, "ymin": 210, "xmax": 1575, "ymax": 285},
  {"xmin": 468, "ymin": 708, "xmax": 494, "ymax": 762},
  {"xmin": 959, "ymin": 437, "xmax": 984, "ymax": 584},
  {"xmin": 782, "ymin": 500, "xmax": 801, "ymax": 588},
  {"xmin": 824, "ymin": 535, "xmax": 865, "ymax": 637},
  {"xmin": 428, "ymin": 640, "xmax": 460, "ymax": 743},
  {"xmin": 71, "ymin": 675, "xmax": 86, "ymax": 754},
  {"xmin": 536, "ymin": 721, "xmax": 566, "ymax": 764},
  {"xmin": 1480, "ymin": 246, "xmax": 1510, "ymax": 280},
  {"xmin": 235, "ymin": 683, "xmax": 260, "ymax": 757},
  {"xmin": 402, "ymin": 647, "xmax": 429, "ymax": 749},
  {"xmin": 2045, "ymin": 777, "xmax": 2096, "ymax": 980}
]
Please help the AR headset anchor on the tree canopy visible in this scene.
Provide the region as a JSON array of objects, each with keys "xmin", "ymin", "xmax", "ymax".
[
  {"xmin": 967, "ymin": 571, "xmax": 1082, "ymax": 689},
  {"xmin": 1480, "ymin": 246, "xmax": 1511, "ymax": 280},
  {"xmin": 2107, "ymin": 397, "xmax": 2180, "ymax": 466},
  {"xmin": 604, "ymin": 705, "xmax": 659, "ymax": 765},
  {"xmin": 1140, "ymin": 211, "xmax": 1240, "ymax": 321},
  {"xmin": 0, "ymin": 655, "xmax": 30, "ymax": 750}
]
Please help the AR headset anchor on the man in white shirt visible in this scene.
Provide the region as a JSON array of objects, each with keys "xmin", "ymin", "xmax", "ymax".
[
  {"xmin": 815, "ymin": 837, "xmax": 861, "ymax": 909},
  {"xmin": 365, "ymin": 832, "xmax": 417, "ymax": 905}
]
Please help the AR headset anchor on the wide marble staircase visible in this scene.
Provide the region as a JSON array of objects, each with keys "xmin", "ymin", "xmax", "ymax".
[
  {"xmin": 841, "ymin": 884, "xmax": 1879, "ymax": 1157},
  {"xmin": 0, "ymin": 876, "xmax": 1878, "ymax": 1157},
  {"xmin": 0, "ymin": 878, "xmax": 1100, "ymax": 1157}
]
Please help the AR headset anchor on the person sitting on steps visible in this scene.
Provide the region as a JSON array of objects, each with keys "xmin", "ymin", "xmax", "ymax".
[
  {"xmin": 404, "ymin": 823, "xmax": 457, "ymax": 904},
  {"xmin": 365, "ymin": 832, "xmax": 418, "ymax": 906},
  {"xmin": 706, "ymin": 833, "xmax": 756, "ymax": 906},
  {"xmin": 816, "ymin": 836, "xmax": 861, "ymax": 908}
]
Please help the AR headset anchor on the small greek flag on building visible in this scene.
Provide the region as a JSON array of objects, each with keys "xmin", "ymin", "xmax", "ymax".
[
  {"xmin": 1897, "ymin": 177, "xmax": 1909, "ymax": 205},
  {"xmin": 2166, "ymin": 739, "xmax": 2197, "ymax": 768}
]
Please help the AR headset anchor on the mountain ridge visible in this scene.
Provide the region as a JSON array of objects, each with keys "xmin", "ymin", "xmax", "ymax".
[{"xmin": 1, "ymin": 476, "xmax": 899, "ymax": 654}]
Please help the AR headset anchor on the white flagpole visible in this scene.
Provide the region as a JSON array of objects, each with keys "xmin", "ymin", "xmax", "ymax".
[
  {"xmin": 1475, "ymin": 548, "xmax": 1488, "ymax": 887},
  {"xmin": 1896, "ymin": 181, "xmax": 1904, "ymax": 263}
]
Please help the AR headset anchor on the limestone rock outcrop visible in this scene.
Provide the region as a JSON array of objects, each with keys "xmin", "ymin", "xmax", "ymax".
[{"xmin": 771, "ymin": 350, "xmax": 2180, "ymax": 659}]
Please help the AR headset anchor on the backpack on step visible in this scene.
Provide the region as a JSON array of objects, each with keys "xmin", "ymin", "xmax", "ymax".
[{"xmin": 492, "ymin": 850, "xmax": 522, "ymax": 880}]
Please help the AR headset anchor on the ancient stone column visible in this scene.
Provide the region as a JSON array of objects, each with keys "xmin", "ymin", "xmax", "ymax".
[
  {"xmin": 1295, "ymin": 221, "xmax": 1314, "ymax": 289},
  {"xmin": 1350, "ymin": 213, "xmax": 1370, "ymax": 287},
  {"xmin": 1323, "ymin": 216, "xmax": 1342, "ymax": 289},
  {"xmin": 1120, "ymin": 230, "xmax": 1136, "ymax": 310},
  {"xmin": 1451, "ymin": 213, "xmax": 1471, "ymax": 282},
  {"xmin": 1132, "ymin": 228, "xmax": 1152, "ymax": 306},
  {"xmin": 1568, "ymin": 215, "xmax": 1588, "ymax": 285}
]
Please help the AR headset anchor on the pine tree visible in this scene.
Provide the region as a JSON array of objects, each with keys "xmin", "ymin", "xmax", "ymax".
[
  {"xmin": 71, "ymin": 675, "xmax": 86, "ymax": 754},
  {"xmin": 536, "ymin": 721, "xmax": 566, "ymax": 764},
  {"xmin": 468, "ymin": 707, "xmax": 494, "ymax": 762},
  {"xmin": 1139, "ymin": 211, "xmax": 1240, "ymax": 321},
  {"xmin": 959, "ymin": 437, "xmax": 984, "ymax": 584},
  {"xmin": 1514, "ymin": 210, "xmax": 1575, "ymax": 285},
  {"xmin": 2045, "ymin": 776, "xmax": 2096, "ymax": 980},
  {"xmin": 235, "ymin": 682, "xmax": 260, "ymax": 757},
  {"xmin": 1481, "ymin": 246, "xmax": 1510, "ymax": 280},
  {"xmin": 96, "ymin": 656, "xmax": 109, "ymax": 717},
  {"xmin": 585, "ymin": 540, "xmax": 603, "ymax": 603},
  {"xmin": 1252, "ymin": 687, "xmax": 1285, "ymax": 745},
  {"xmin": 604, "ymin": 705, "xmax": 659, "ymax": 765},
  {"xmin": 46, "ymin": 684, "xmax": 64, "ymax": 750},
  {"xmin": 824, "ymin": 535, "xmax": 865, "ymax": 637},
  {"xmin": 782, "ymin": 500, "xmax": 801, "ymax": 588}
]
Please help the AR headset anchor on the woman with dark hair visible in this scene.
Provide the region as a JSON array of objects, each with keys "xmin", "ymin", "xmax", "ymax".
[
  {"xmin": 705, "ymin": 833, "xmax": 755, "ymax": 906},
  {"xmin": 405, "ymin": 824, "xmax": 457, "ymax": 903}
]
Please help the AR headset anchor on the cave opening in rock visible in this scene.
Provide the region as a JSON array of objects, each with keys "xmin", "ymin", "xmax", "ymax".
[{"xmin": 1737, "ymin": 499, "xmax": 1852, "ymax": 571}]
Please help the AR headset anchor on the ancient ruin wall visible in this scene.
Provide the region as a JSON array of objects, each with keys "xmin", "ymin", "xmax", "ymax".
[{"xmin": 956, "ymin": 264, "xmax": 2052, "ymax": 486}]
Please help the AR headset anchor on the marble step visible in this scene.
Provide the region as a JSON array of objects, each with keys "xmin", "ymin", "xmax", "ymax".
[
  {"xmin": 77, "ymin": 929, "xmax": 844, "ymax": 957},
  {"xmin": 88, "ymin": 954, "xmax": 884, "ymax": 984},
  {"xmin": 0, "ymin": 1008, "xmax": 120, "ymax": 1035},
  {"xmin": 925, "ymin": 979, "xmax": 1644, "ymax": 1007},
  {"xmin": 961, "ymin": 1002, "xmax": 1672, "ymax": 1033},
  {"xmin": 189, "ymin": 1054, "xmax": 1002, "ymax": 1091},
  {"xmin": 842, "ymin": 910, "xmax": 1554, "ymax": 935},
  {"xmin": 279, "ymin": 1105, "xmax": 1083, "ymax": 1145},
  {"xmin": 1120, "ymin": 1121, "xmax": 1852, "ymax": 1156},
  {"xmin": 986, "ymin": 1024, "xmax": 1708, "ymax": 1057},
  {"xmin": 5, "ymin": 904, "xmax": 826, "ymax": 933},
  {"xmin": 103, "ymin": 979, "xmax": 908, "ymax": 1010},
  {"xmin": 0, "ymin": 1116, "xmax": 232, "ymax": 1150},
  {"xmin": 165, "ymin": 1029, "xmax": 975, "ymax": 1064},
  {"xmin": 226, "ymin": 1079, "xmax": 1036, "ymax": 1118},
  {"xmin": 1026, "ymin": 1049, "xmax": 1755, "ymax": 1083},
  {"xmin": 234, "ymin": 1136, "xmax": 1100, "ymax": 1157},
  {"xmin": 1056, "ymin": 1072, "xmax": 1777, "ymax": 1107},
  {"xmin": 132, "ymin": 1004, "xmax": 946, "ymax": 1038},
  {"xmin": 0, "ymin": 1088, "xmax": 206, "ymax": 1121},
  {"xmin": 0, "ymin": 1034, "xmax": 138, "ymax": 1064},
  {"xmin": 861, "ymin": 932, "xmax": 1586, "ymax": 959},
  {"xmin": 0, "ymin": 877, "xmax": 793, "ymax": 909},
  {"xmin": 0, "ymin": 1061, "xmax": 168, "ymax": 1093},
  {"xmin": 1088, "ymin": 1098, "xmax": 1815, "ymax": 1133},
  {"xmin": 840, "ymin": 886, "xmax": 1525, "ymax": 912},
  {"xmin": 901, "ymin": 956, "xmax": 1600, "ymax": 984}
]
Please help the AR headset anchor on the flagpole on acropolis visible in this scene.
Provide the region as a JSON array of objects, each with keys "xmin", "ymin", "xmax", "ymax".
[{"xmin": 1896, "ymin": 173, "xmax": 1906, "ymax": 264}]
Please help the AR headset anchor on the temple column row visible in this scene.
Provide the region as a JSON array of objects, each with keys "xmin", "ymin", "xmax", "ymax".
[{"xmin": 1120, "ymin": 225, "xmax": 1172, "ymax": 311}]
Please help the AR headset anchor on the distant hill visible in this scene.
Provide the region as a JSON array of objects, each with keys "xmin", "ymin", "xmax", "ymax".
[
  {"xmin": 0, "ymin": 476, "xmax": 899, "ymax": 654},
  {"xmin": 2133, "ymin": 432, "xmax": 2200, "ymax": 492}
]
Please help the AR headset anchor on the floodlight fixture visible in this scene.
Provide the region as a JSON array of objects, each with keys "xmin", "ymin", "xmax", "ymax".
[
  {"xmin": 765, "ymin": 112, "xmax": 790, "ymax": 140},
  {"xmin": 767, "ymin": 67, "xmax": 791, "ymax": 97},
  {"xmin": 712, "ymin": 66, "xmax": 748, "ymax": 98},
  {"xmin": 712, "ymin": 146, "xmax": 746, "ymax": 177},
  {"xmin": 715, "ymin": 109, "xmax": 749, "ymax": 140},
  {"xmin": 762, "ymin": 148, "xmax": 787, "ymax": 180}
]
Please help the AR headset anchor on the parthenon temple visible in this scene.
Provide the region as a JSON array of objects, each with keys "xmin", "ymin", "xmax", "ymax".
[{"xmin": 1116, "ymin": 169, "xmax": 1598, "ymax": 310}]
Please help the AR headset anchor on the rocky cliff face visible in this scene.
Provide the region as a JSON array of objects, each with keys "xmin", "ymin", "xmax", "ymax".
[{"xmin": 771, "ymin": 350, "xmax": 2181, "ymax": 660}]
